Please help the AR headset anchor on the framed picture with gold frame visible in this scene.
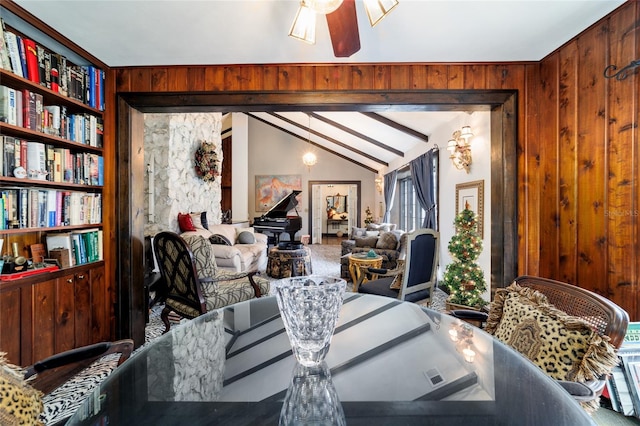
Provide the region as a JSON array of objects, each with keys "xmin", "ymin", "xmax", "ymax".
[{"xmin": 455, "ymin": 180, "xmax": 484, "ymax": 238}]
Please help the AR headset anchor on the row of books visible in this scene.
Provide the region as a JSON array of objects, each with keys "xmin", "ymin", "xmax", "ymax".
[
  {"xmin": 0, "ymin": 188, "xmax": 101, "ymax": 230},
  {"xmin": 0, "ymin": 20, "xmax": 105, "ymax": 111},
  {"xmin": 0, "ymin": 85, "xmax": 104, "ymax": 147},
  {"xmin": 1, "ymin": 136, "xmax": 103, "ymax": 185},
  {"xmin": 605, "ymin": 322, "xmax": 640, "ymax": 418},
  {"xmin": 46, "ymin": 229, "xmax": 103, "ymax": 267}
]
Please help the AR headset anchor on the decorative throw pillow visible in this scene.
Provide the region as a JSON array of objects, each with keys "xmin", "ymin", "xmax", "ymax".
[
  {"xmin": 367, "ymin": 223, "xmax": 392, "ymax": 232},
  {"xmin": 354, "ymin": 236, "xmax": 378, "ymax": 248},
  {"xmin": 0, "ymin": 352, "xmax": 43, "ymax": 425},
  {"xmin": 237, "ymin": 231, "xmax": 256, "ymax": 244},
  {"xmin": 365, "ymin": 230, "xmax": 379, "ymax": 238},
  {"xmin": 209, "ymin": 234, "xmax": 232, "ymax": 246},
  {"xmin": 376, "ymin": 231, "xmax": 398, "ymax": 250},
  {"xmin": 350, "ymin": 227, "xmax": 367, "ymax": 239},
  {"xmin": 485, "ymin": 284, "xmax": 618, "ymax": 384},
  {"xmin": 235, "ymin": 227, "xmax": 255, "ymax": 238},
  {"xmin": 189, "ymin": 212, "xmax": 208, "ymax": 230},
  {"xmin": 177, "ymin": 213, "xmax": 196, "ymax": 232}
]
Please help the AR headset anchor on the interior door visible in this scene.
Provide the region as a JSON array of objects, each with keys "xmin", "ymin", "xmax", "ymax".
[
  {"xmin": 312, "ymin": 184, "xmax": 323, "ymax": 244},
  {"xmin": 347, "ymin": 184, "xmax": 357, "ymax": 230}
]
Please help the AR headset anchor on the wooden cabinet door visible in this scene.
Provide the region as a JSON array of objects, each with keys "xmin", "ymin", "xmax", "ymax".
[
  {"xmin": 32, "ymin": 278, "xmax": 57, "ymax": 363},
  {"xmin": 0, "ymin": 286, "xmax": 25, "ymax": 365},
  {"xmin": 73, "ymin": 268, "xmax": 92, "ymax": 348},
  {"xmin": 55, "ymin": 272, "xmax": 77, "ymax": 354},
  {"xmin": 89, "ymin": 265, "xmax": 109, "ymax": 342}
]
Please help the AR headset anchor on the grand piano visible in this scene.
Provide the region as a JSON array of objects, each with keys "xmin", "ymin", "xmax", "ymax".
[{"xmin": 253, "ymin": 190, "xmax": 303, "ymax": 245}]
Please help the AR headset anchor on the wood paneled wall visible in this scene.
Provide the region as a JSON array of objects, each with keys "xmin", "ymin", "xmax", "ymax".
[{"xmin": 111, "ymin": 2, "xmax": 638, "ymax": 320}]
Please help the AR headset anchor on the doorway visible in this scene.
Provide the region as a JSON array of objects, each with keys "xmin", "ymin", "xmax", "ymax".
[
  {"xmin": 116, "ymin": 90, "xmax": 517, "ymax": 343},
  {"xmin": 309, "ymin": 180, "xmax": 361, "ymax": 245}
]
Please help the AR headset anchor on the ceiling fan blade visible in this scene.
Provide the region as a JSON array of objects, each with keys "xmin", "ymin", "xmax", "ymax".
[{"xmin": 326, "ymin": 0, "xmax": 361, "ymax": 58}]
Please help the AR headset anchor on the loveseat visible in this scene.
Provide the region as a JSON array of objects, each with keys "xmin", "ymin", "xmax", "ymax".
[
  {"xmin": 340, "ymin": 223, "xmax": 406, "ymax": 279},
  {"xmin": 180, "ymin": 223, "xmax": 268, "ymax": 273}
]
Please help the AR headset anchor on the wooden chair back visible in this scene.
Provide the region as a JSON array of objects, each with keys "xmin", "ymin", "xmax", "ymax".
[
  {"xmin": 398, "ymin": 228, "xmax": 439, "ymax": 302},
  {"xmin": 153, "ymin": 231, "xmax": 207, "ymax": 321},
  {"xmin": 514, "ymin": 275, "xmax": 629, "ymax": 349},
  {"xmin": 24, "ymin": 339, "xmax": 134, "ymax": 394}
]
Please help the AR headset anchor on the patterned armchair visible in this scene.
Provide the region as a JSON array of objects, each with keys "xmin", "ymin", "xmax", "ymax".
[{"xmin": 153, "ymin": 231, "xmax": 270, "ymax": 333}]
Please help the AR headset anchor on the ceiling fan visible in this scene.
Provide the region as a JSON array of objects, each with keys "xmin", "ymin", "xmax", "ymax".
[{"xmin": 289, "ymin": 0, "xmax": 399, "ymax": 58}]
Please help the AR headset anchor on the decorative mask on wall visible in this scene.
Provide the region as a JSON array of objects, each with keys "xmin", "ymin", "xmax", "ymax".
[{"xmin": 194, "ymin": 141, "xmax": 220, "ymax": 181}]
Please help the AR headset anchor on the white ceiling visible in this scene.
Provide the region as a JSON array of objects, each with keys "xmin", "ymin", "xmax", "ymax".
[
  {"xmin": 13, "ymin": 0, "xmax": 625, "ymax": 67},
  {"xmin": 9, "ymin": 0, "xmax": 624, "ymax": 172}
]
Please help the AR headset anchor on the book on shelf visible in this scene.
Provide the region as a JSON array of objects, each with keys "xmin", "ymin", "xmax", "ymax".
[
  {"xmin": 22, "ymin": 37, "xmax": 39, "ymax": 84},
  {"xmin": 0, "ymin": 85, "xmax": 17, "ymax": 125},
  {"xmin": 26, "ymin": 141, "xmax": 47, "ymax": 180},
  {"xmin": 2, "ymin": 135, "xmax": 16, "ymax": 176},
  {"xmin": 15, "ymin": 35, "xmax": 27, "ymax": 78},
  {"xmin": 0, "ymin": 19, "xmax": 11, "ymax": 71},
  {"xmin": 4, "ymin": 30, "xmax": 22, "ymax": 78}
]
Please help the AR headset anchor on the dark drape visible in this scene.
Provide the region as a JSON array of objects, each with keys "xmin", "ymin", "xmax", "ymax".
[
  {"xmin": 410, "ymin": 148, "xmax": 439, "ymax": 229},
  {"xmin": 383, "ymin": 170, "xmax": 398, "ymax": 223}
]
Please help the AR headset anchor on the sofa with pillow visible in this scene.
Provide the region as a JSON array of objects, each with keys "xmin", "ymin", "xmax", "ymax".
[
  {"xmin": 340, "ymin": 223, "xmax": 405, "ymax": 279},
  {"xmin": 177, "ymin": 212, "xmax": 268, "ymax": 273}
]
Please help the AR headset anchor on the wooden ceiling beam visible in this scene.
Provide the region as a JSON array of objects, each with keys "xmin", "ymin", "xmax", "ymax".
[
  {"xmin": 266, "ymin": 112, "xmax": 388, "ymax": 168},
  {"xmin": 360, "ymin": 112, "xmax": 430, "ymax": 143},
  {"xmin": 308, "ymin": 112, "xmax": 404, "ymax": 157},
  {"xmin": 247, "ymin": 113, "xmax": 381, "ymax": 173}
]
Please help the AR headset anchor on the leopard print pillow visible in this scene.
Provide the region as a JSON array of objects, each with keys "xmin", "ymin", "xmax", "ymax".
[
  {"xmin": 0, "ymin": 353, "xmax": 44, "ymax": 425},
  {"xmin": 485, "ymin": 284, "xmax": 618, "ymax": 383}
]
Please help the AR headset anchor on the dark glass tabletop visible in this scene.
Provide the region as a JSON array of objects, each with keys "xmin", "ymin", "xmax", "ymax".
[{"xmin": 67, "ymin": 293, "xmax": 594, "ymax": 425}]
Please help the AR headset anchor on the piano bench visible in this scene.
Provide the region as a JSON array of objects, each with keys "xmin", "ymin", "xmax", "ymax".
[{"xmin": 266, "ymin": 247, "xmax": 312, "ymax": 279}]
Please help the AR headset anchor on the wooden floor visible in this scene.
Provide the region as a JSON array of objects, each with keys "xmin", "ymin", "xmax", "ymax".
[{"xmin": 321, "ymin": 235, "xmax": 348, "ymax": 245}]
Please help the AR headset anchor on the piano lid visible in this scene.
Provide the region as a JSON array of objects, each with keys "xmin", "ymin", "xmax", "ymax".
[{"xmin": 261, "ymin": 190, "xmax": 302, "ymax": 218}]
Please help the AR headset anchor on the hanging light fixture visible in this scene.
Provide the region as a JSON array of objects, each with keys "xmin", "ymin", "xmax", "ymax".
[
  {"xmin": 363, "ymin": 0, "xmax": 399, "ymax": 27},
  {"xmin": 289, "ymin": 2, "xmax": 318, "ymax": 44},
  {"xmin": 302, "ymin": 113, "xmax": 317, "ymax": 169}
]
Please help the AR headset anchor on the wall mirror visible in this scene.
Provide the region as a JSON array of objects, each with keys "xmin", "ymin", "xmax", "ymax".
[{"xmin": 326, "ymin": 194, "xmax": 347, "ymax": 214}]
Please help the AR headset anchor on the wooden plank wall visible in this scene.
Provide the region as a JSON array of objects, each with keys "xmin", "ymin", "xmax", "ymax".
[{"xmin": 111, "ymin": 2, "xmax": 638, "ymax": 320}]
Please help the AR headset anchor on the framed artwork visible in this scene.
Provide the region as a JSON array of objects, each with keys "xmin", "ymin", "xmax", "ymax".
[
  {"xmin": 255, "ymin": 175, "xmax": 302, "ymax": 212},
  {"xmin": 455, "ymin": 180, "xmax": 484, "ymax": 238}
]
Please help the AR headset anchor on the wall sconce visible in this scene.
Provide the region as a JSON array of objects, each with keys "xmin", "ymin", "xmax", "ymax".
[
  {"xmin": 374, "ymin": 175, "xmax": 383, "ymax": 194},
  {"xmin": 446, "ymin": 126, "xmax": 473, "ymax": 173}
]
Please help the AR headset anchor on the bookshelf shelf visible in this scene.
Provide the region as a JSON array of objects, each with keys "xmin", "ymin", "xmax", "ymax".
[
  {"xmin": 0, "ymin": 176, "xmax": 103, "ymax": 191},
  {"xmin": 0, "ymin": 69, "xmax": 103, "ymax": 115},
  {"xmin": 0, "ymin": 223, "xmax": 103, "ymax": 235},
  {"xmin": 0, "ymin": 122, "xmax": 103, "ymax": 154}
]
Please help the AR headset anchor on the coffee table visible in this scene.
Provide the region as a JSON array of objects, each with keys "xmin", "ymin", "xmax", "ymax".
[{"xmin": 347, "ymin": 252, "xmax": 383, "ymax": 291}]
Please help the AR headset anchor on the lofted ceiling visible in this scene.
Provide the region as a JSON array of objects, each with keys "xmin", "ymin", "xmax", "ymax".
[
  {"xmin": 9, "ymin": 0, "xmax": 625, "ymax": 172},
  {"xmin": 12, "ymin": 0, "xmax": 625, "ymax": 66}
]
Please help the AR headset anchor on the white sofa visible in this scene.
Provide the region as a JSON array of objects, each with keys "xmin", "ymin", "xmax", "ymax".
[{"xmin": 181, "ymin": 224, "xmax": 268, "ymax": 273}]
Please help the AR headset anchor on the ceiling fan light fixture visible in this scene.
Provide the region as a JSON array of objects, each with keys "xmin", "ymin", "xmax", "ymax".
[
  {"xmin": 306, "ymin": 0, "xmax": 344, "ymax": 14},
  {"xmin": 363, "ymin": 0, "xmax": 399, "ymax": 27},
  {"xmin": 289, "ymin": 3, "xmax": 317, "ymax": 44}
]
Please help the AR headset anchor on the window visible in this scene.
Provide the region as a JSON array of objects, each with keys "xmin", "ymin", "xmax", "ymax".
[{"xmin": 399, "ymin": 177, "xmax": 425, "ymax": 231}]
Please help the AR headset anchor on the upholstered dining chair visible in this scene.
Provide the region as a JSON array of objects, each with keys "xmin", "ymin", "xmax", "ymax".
[
  {"xmin": 153, "ymin": 231, "xmax": 270, "ymax": 333},
  {"xmin": 451, "ymin": 275, "xmax": 629, "ymax": 413},
  {"xmin": 357, "ymin": 228, "xmax": 439, "ymax": 305}
]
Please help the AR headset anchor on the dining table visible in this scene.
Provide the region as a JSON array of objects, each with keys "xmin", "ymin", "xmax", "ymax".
[{"xmin": 67, "ymin": 292, "xmax": 595, "ymax": 425}]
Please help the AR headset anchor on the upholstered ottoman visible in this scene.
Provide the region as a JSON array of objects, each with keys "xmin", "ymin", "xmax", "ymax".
[{"xmin": 266, "ymin": 247, "xmax": 313, "ymax": 278}]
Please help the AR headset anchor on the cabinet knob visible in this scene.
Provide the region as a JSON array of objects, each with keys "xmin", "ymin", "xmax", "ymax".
[
  {"xmin": 67, "ymin": 278, "xmax": 73, "ymax": 283},
  {"xmin": 77, "ymin": 274, "xmax": 85, "ymax": 279}
]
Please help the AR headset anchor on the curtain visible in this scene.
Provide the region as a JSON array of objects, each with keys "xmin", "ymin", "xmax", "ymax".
[
  {"xmin": 383, "ymin": 170, "xmax": 398, "ymax": 223},
  {"xmin": 410, "ymin": 148, "xmax": 439, "ymax": 229}
]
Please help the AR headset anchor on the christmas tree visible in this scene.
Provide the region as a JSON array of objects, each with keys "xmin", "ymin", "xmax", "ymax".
[{"xmin": 442, "ymin": 207, "xmax": 487, "ymax": 309}]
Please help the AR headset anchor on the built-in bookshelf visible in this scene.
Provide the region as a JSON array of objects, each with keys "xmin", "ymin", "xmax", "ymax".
[{"xmin": 0, "ymin": 4, "xmax": 112, "ymax": 367}]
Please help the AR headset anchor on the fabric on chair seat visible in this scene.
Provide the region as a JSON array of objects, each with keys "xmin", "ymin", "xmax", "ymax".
[{"xmin": 358, "ymin": 276, "xmax": 430, "ymax": 303}]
